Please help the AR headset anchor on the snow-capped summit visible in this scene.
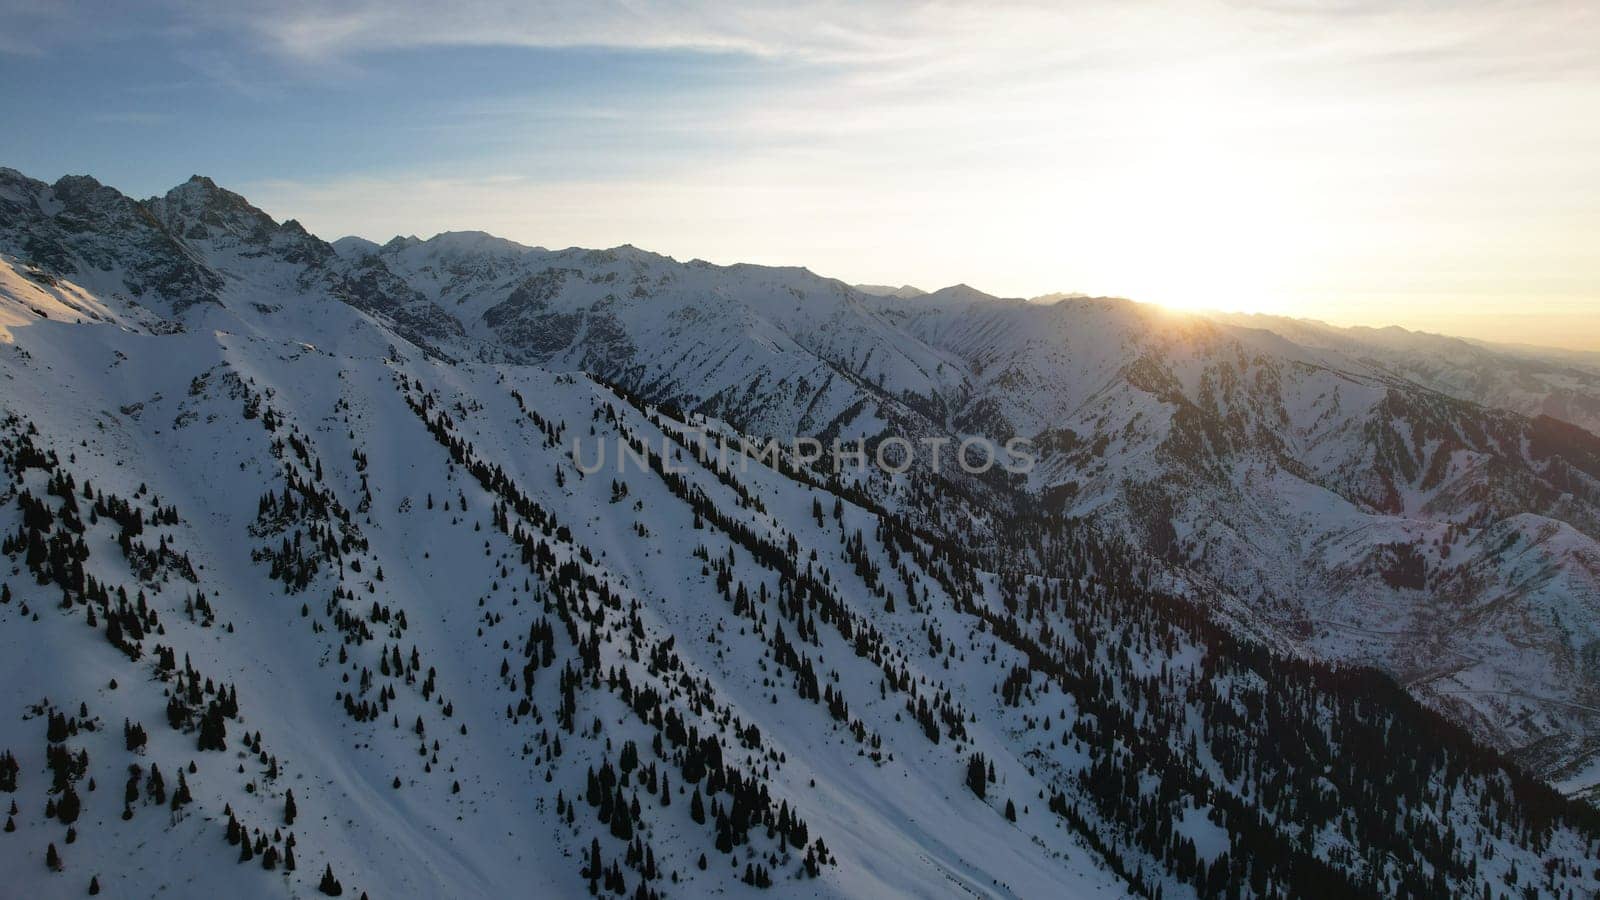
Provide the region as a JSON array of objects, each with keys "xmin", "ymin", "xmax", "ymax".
[{"xmin": 330, "ymin": 235, "xmax": 381, "ymax": 258}]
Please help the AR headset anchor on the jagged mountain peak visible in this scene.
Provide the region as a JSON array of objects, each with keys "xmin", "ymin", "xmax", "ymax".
[
  {"xmin": 50, "ymin": 172, "xmax": 109, "ymax": 193},
  {"xmin": 382, "ymin": 234, "xmax": 423, "ymax": 251},
  {"xmin": 170, "ymin": 173, "xmax": 221, "ymax": 193},
  {"xmin": 48, "ymin": 173, "xmax": 135, "ymax": 216},
  {"xmin": 0, "ymin": 168, "xmax": 52, "ymax": 209},
  {"xmin": 148, "ymin": 174, "xmax": 280, "ymax": 242}
]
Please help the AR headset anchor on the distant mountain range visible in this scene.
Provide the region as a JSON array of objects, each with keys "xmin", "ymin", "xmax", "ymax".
[{"xmin": 3, "ymin": 166, "xmax": 1599, "ymax": 898}]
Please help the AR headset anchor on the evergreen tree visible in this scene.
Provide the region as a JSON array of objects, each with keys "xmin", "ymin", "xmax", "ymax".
[
  {"xmin": 965, "ymin": 754, "xmax": 987, "ymax": 799},
  {"xmin": 197, "ymin": 703, "xmax": 227, "ymax": 751},
  {"xmin": 610, "ymin": 788, "xmax": 633, "ymax": 839},
  {"xmin": 318, "ymin": 864, "xmax": 343, "ymax": 896},
  {"xmin": 56, "ymin": 785, "xmax": 80, "ymax": 825},
  {"xmin": 170, "ymin": 771, "xmax": 193, "ymax": 809},
  {"xmin": 145, "ymin": 765, "xmax": 165, "ymax": 805}
]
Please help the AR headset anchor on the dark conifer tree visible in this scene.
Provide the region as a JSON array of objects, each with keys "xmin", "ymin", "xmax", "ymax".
[
  {"xmin": 318, "ymin": 864, "xmax": 343, "ymax": 896},
  {"xmin": 197, "ymin": 703, "xmax": 227, "ymax": 751},
  {"xmin": 170, "ymin": 771, "xmax": 192, "ymax": 809},
  {"xmin": 56, "ymin": 785, "xmax": 80, "ymax": 825},
  {"xmin": 965, "ymin": 754, "xmax": 987, "ymax": 799}
]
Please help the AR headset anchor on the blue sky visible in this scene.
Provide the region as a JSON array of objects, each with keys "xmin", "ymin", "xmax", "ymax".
[
  {"xmin": 2, "ymin": 1, "xmax": 1598, "ymax": 349},
  {"xmin": 3, "ymin": 27, "xmax": 790, "ymax": 191}
]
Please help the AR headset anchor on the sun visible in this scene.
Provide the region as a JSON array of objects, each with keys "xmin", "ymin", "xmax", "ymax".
[{"xmin": 1056, "ymin": 64, "xmax": 1325, "ymax": 322}]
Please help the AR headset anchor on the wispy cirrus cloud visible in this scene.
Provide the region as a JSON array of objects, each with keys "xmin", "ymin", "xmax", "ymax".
[
  {"xmin": 87, "ymin": 110, "xmax": 173, "ymax": 126},
  {"xmin": 14, "ymin": 1, "xmax": 1597, "ymax": 76},
  {"xmin": 3, "ymin": 1, "xmax": 1598, "ymax": 348}
]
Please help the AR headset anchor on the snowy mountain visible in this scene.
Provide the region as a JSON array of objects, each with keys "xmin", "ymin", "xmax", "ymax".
[
  {"xmin": 879, "ymin": 292, "xmax": 1600, "ymax": 782},
  {"xmin": 3, "ymin": 168, "xmax": 1600, "ymax": 898},
  {"xmin": 1212, "ymin": 312, "xmax": 1600, "ymax": 438}
]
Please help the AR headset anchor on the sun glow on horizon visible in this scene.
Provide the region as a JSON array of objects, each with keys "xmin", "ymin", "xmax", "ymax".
[{"xmin": 19, "ymin": 1, "xmax": 1593, "ymax": 349}]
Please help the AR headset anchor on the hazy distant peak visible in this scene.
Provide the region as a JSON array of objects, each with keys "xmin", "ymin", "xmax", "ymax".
[
  {"xmin": 922, "ymin": 282, "xmax": 1011, "ymax": 305},
  {"xmin": 381, "ymin": 234, "xmax": 424, "ymax": 252},
  {"xmin": 853, "ymin": 283, "xmax": 926, "ymax": 299},
  {"xmin": 331, "ymin": 235, "xmax": 381, "ymax": 258},
  {"xmin": 422, "ymin": 230, "xmax": 533, "ymax": 253}
]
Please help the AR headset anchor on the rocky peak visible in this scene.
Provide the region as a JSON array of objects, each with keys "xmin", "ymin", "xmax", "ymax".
[
  {"xmin": 0, "ymin": 167, "xmax": 48, "ymax": 201},
  {"xmin": 147, "ymin": 174, "xmax": 278, "ymax": 244},
  {"xmin": 49, "ymin": 174, "xmax": 139, "ymax": 221},
  {"xmin": 381, "ymin": 235, "xmax": 423, "ymax": 253}
]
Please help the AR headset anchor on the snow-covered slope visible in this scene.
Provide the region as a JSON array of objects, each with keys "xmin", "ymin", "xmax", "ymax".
[
  {"xmin": 881, "ymin": 290, "xmax": 1600, "ymax": 781},
  {"xmin": 357, "ymin": 234, "xmax": 973, "ymax": 446},
  {"xmin": 2, "ymin": 169, "xmax": 1600, "ymax": 898}
]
